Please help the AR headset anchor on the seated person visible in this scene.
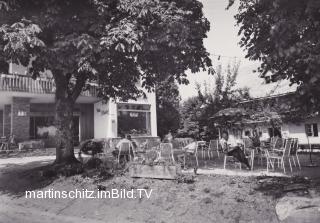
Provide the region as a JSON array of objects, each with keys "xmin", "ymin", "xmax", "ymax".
[
  {"xmin": 220, "ymin": 131, "xmax": 251, "ymax": 169},
  {"xmin": 112, "ymin": 134, "xmax": 135, "ymax": 162},
  {"xmin": 183, "ymin": 138, "xmax": 197, "ymax": 154},
  {"xmin": 250, "ymin": 131, "xmax": 261, "ymax": 147},
  {"xmin": 181, "ymin": 138, "xmax": 198, "ymax": 174}
]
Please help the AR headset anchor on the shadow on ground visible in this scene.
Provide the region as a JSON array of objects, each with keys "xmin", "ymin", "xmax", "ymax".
[{"xmin": 0, "ymin": 161, "xmax": 57, "ymax": 197}]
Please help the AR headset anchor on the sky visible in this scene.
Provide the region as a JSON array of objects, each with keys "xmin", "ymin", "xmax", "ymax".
[{"xmin": 178, "ymin": 0, "xmax": 262, "ymax": 100}]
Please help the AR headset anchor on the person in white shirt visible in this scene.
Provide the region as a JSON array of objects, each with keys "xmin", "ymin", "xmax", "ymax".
[
  {"xmin": 182, "ymin": 138, "xmax": 198, "ymax": 174},
  {"xmin": 220, "ymin": 131, "xmax": 251, "ymax": 169},
  {"xmin": 112, "ymin": 134, "xmax": 135, "ymax": 162}
]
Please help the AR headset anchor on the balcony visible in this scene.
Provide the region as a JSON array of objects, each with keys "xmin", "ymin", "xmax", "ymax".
[{"xmin": 0, "ymin": 73, "xmax": 98, "ymax": 98}]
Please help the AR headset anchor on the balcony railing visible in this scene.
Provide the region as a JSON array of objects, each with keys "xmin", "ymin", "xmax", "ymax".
[{"xmin": 0, "ymin": 74, "xmax": 98, "ymax": 97}]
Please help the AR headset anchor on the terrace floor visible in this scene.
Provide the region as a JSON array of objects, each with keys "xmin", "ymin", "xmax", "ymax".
[{"xmin": 0, "ymin": 149, "xmax": 319, "ymax": 223}]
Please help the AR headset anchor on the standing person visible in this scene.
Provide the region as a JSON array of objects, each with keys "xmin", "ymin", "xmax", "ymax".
[{"xmin": 220, "ymin": 131, "xmax": 251, "ymax": 169}]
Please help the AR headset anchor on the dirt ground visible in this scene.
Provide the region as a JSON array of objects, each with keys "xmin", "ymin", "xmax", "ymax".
[{"xmin": 0, "ymin": 154, "xmax": 319, "ymax": 223}]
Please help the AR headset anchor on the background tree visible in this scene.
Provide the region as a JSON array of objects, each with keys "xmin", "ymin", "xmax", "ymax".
[
  {"xmin": 178, "ymin": 61, "xmax": 250, "ymax": 140},
  {"xmin": 232, "ymin": 0, "xmax": 320, "ymax": 113},
  {"xmin": 156, "ymin": 78, "xmax": 181, "ymax": 140},
  {"xmin": 0, "ymin": 0, "xmax": 212, "ymax": 164}
]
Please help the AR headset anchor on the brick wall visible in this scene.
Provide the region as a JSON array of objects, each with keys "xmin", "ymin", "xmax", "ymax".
[
  {"xmin": 11, "ymin": 97, "xmax": 30, "ymax": 142},
  {"xmin": 3, "ymin": 105, "xmax": 11, "ymax": 137}
]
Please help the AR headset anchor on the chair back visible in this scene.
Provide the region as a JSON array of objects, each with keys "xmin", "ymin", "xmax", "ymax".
[
  {"xmin": 283, "ymin": 138, "xmax": 293, "ymax": 157},
  {"xmin": 274, "ymin": 138, "xmax": 284, "ymax": 149},
  {"xmin": 147, "ymin": 140, "xmax": 160, "ymax": 150},
  {"xmin": 208, "ymin": 140, "xmax": 219, "ymax": 152},
  {"xmin": 270, "ymin": 137, "xmax": 279, "ymax": 149},
  {"xmin": 243, "ymin": 138, "xmax": 253, "ymax": 149},
  {"xmin": 119, "ymin": 142, "xmax": 134, "ymax": 154},
  {"xmin": 145, "ymin": 148, "xmax": 159, "ymax": 162},
  {"xmin": 159, "ymin": 143, "xmax": 174, "ymax": 164},
  {"xmin": 290, "ymin": 138, "xmax": 299, "ymax": 155}
]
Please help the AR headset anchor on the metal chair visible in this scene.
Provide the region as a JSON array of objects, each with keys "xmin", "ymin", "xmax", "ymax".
[
  {"xmin": 117, "ymin": 142, "xmax": 135, "ymax": 164},
  {"xmin": 208, "ymin": 140, "xmax": 220, "ymax": 158},
  {"xmin": 197, "ymin": 141, "xmax": 208, "ymax": 159},
  {"xmin": 266, "ymin": 138, "xmax": 293, "ymax": 173},
  {"xmin": 159, "ymin": 143, "xmax": 175, "ymax": 164},
  {"xmin": 289, "ymin": 138, "xmax": 301, "ymax": 170},
  {"xmin": 178, "ymin": 141, "xmax": 199, "ymax": 169}
]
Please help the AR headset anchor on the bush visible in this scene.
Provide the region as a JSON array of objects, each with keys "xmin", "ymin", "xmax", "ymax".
[{"xmin": 80, "ymin": 139, "xmax": 103, "ymax": 156}]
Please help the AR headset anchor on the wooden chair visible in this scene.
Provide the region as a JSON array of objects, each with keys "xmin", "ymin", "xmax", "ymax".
[
  {"xmin": 208, "ymin": 140, "xmax": 220, "ymax": 158},
  {"xmin": 266, "ymin": 138, "xmax": 293, "ymax": 173}
]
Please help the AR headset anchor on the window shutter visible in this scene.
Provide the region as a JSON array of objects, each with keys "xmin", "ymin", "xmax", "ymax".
[{"xmin": 313, "ymin": 124, "xmax": 318, "ymax": 137}]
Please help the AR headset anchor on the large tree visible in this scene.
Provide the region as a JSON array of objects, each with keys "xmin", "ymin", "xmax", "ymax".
[
  {"xmin": 232, "ymin": 0, "xmax": 320, "ymax": 112},
  {"xmin": 0, "ymin": 0, "xmax": 211, "ymax": 164},
  {"xmin": 156, "ymin": 78, "xmax": 181, "ymax": 140}
]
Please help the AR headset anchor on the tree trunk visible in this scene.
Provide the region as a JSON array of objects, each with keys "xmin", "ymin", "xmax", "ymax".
[
  {"xmin": 53, "ymin": 72, "xmax": 87, "ymax": 165},
  {"xmin": 54, "ymin": 96, "xmax": 78, "ymax": 164}
]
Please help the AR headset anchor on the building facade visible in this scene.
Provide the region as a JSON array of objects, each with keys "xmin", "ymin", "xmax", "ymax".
[{"xmin": 0, "ymin": 64, "xmax": 157, "ymax": 146}]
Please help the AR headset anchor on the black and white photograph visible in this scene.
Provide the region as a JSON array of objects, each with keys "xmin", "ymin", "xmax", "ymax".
[{"xmin": 0, "ymin": 0, "xmax": 320, "ymax": 222}]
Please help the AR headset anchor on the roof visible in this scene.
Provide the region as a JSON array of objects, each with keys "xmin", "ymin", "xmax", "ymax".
[{"xmin": 236, "ymin": 62, "xmax": 297, "ymax": 99}]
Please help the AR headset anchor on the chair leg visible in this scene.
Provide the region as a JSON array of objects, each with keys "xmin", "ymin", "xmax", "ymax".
[
  {"xmin": 267, "ymin": 158, "xmax": 269, "ymax": 172},
  {"xmin": 296, "ymin": 154, "xmax": 301, "ymax": 170},
  {"xmin": 223, "ymin": 156, "xmax": 227, "ymax": 169},
  {"xmin": 288, "ymin": 158, "xmax": 293, "ymax": 172},
  {"xmin": 282, "ymin": 158, "xmax": 286, "ymax": 173},
  {"xmin": 292, "ymin": 156, "xmax": 296, "ymax": 167},
  {"xmin": 251, "ymin": 150, "xmax": 254, "ymax": 171},
  {"xmin": 195, "ymin": 154, "xmax": 199, "ymax": 167},
  {"xmin": 217, "ymin": 150, "xmax": 220, "ymax": 158}
]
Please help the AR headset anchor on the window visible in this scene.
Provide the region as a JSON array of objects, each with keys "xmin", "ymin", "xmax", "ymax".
[
  {"xmin": 30, "ymin": 116, "xmax": 80, "ymax": 143},
  {"xmin": 268, "ymin": 127, "xmax": 282, "ymax": 138},
  {"xmin": 117, "ymin": 103, "xmax": 151, "ymax": 136},
  {"xmin": 305, "ymin": 124, "xmax": 319, "ymax": 137}
]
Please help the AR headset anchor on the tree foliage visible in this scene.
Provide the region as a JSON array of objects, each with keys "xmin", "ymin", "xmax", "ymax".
[
  {"xmin": 233, "ymin": 0, "xmax": 320, "ymax": 112},
  {"xmin": 178, "ymin": 61, "xmax": 250, "ymax": 140},
  {"xmin": 156, "ymin": 78, "xmax": 181, "ymax": 139},
  {"xmin": 0, "ymin": 0, "xmax": 212, "ymax": 163}
]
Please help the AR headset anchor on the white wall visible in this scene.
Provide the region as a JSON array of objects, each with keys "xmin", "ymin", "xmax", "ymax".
[
  {"xmin": 94, "ymin": 101, "xmax": 109, "ymax": 138},
  {"xmin": 284, "ymin": 117, "xmax": 320, "ymax": 145},
  {"xmin": 93, "ymin": 91, "xmax": 158, "ymax": 138},
  {"xmin": 108, "ymin": 91, "xmax": 158, "ymax": 137}
]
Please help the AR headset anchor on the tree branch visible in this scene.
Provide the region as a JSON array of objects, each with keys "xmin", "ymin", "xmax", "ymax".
[{"xmin": 71, "ymin": 72, "xmax": 88, "ymax": 101}]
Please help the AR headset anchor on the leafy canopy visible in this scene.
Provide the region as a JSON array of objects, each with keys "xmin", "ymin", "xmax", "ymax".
[
  {"xmin": 233, "ymin": 0, "xmax": 320, "ymax": 112},
  {"xmin": 0, "ymin": 0, "xmax": 212, "ymax": 101}
]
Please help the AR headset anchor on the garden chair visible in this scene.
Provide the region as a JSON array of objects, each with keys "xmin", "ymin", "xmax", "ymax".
[
  {"xmin": 117, "ymin": 142, "xmax": 135, "ymax": 164},
  {"xmin": 196, "ymin": 141, "xmax": 208, "ymax": 159},
  {"xmin": 266, "ymin": 138, "xmax": 293, "ymax": 173},
  {"xmin": 0, "ymin": 136, "xmax": 9, "ymax": 150},
  {"xmin": 289, "ymin": 138, "xmax": 301, "ymax": 170},
  {"xmin": 223, "ymin": 145, "xmax": 248, "ymax": 170},
  {"xmin": 223, "ymin": 152, "xmax": 243, "ymax": 170},
  {"xmin": 159, "ymin": 143, "xmax": 175, "ymax": 164},
  {"xmin": 177, "ymin": 141, "xmax": 199, "ymax": 169},
  {"xmin": 208, "ymin": 140, "xmax": 220, "ymax": 158}
]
